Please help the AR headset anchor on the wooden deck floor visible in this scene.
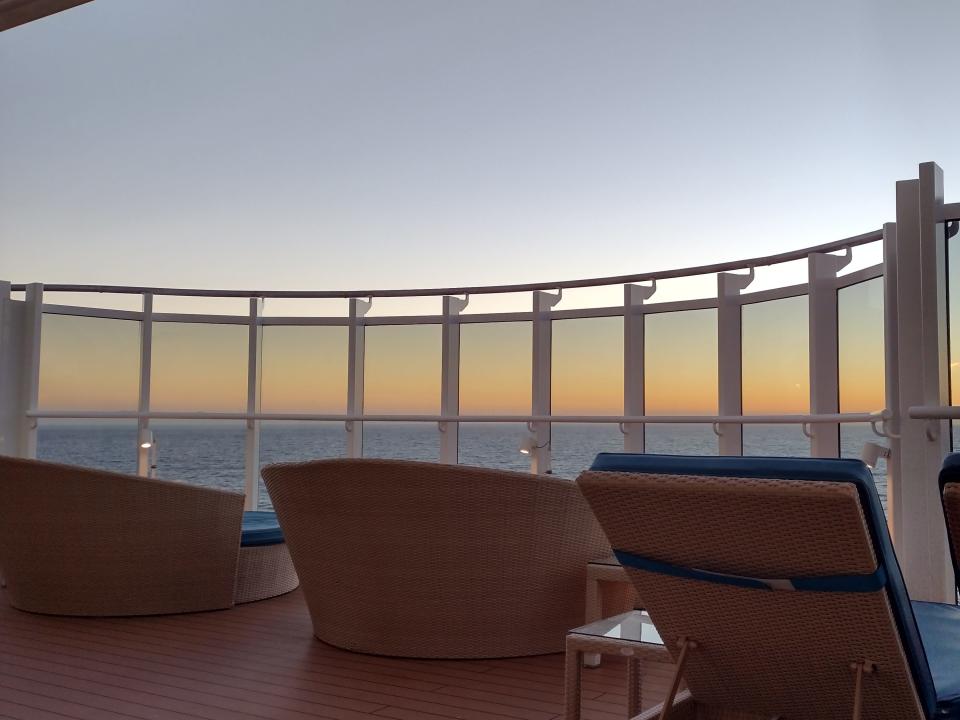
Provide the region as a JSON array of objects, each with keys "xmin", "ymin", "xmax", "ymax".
[{"xmin": 0, "ymin": 589, "xmax": 633, "ymax": 720}]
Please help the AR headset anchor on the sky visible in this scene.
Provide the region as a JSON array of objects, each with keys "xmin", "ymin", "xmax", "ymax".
[{"xmin": 6, "ymin": 0, "xmax": 941, "ymax": 414}]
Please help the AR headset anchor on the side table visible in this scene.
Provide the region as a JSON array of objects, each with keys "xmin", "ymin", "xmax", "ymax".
[
  {"xmin": 585, "ymin": 553, "xmax": 638, "ymax": 667},
  {"xmin": 565, "ymin": 610, "xmax": 671, "ymax": 720}
]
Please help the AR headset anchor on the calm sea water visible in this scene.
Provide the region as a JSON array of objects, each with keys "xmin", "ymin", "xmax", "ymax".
[{"xmin": 36, "ymin": 421, "xmax": 889, "ymax": 512}]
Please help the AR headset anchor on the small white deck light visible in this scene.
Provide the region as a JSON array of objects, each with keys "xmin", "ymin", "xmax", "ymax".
[
  {"xmin": 139, "ymin": 430, "xmax": 154, "ymax": 449},
  {"xmin": 861, "ymin": 441, "xmax": 891, "ymax": 469},
  {"xmin": 518, "ymin": 432, "xmax": 548, "ymax": 455}
]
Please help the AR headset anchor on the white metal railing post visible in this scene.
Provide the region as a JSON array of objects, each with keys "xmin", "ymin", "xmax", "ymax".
[
  {"xmin": 717, "ymin": 271, "xmax": 753, "ymax": 455},
  {"xmin": 531, "ymin": 290, "xmax": 562, "ymax": 473},
  {"xmin": 440, "ymin": 295, "xmax": 469, "ymax": 464},
  {"xmin": 807, "ymin": 250, "xmax": 851, "ymax": 457},
  {"xmin": 893, "ymin": 164, "xmax": 953, "ymax": 602},
  {"xmin": 243, "ymin": 298, "xmax": 264, "ymax": 510},
  {"xmin": 19, "ymin": 283, "xmax": 43, "ymax": 458},
  {"xmin": 623, "ymin": 282, "xmax": 656, "ymax": 452},
  {"xmin": 136, "ymin": 293, "xmax": 153, "ymax": 476},
  {"xmin": 882, "ymin": 222, "xmax": 903, "ymax": 542},
  {"xmin": 346, "ymin": 298, "xmax": 372, "ymax": 457},
  {"xmin": 0, "ymin": 281, "xmax": 17, "ymax": 456}
]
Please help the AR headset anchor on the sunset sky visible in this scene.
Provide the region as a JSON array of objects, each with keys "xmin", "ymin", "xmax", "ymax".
[{"xmin": 9, "ymin": 1, "xmax": 950, "ymax": 414}]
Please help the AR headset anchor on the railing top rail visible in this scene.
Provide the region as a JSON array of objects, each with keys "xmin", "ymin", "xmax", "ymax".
[{"xmin": 10, "ymin": 228, "xmax": 883, "ymax": 299}]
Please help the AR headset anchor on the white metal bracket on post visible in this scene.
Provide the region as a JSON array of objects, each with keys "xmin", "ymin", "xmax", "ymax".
[
  {"xmin": 624, "ymin": 281, "xmax": 656, "ymax": 452},
  {"xmin": 440, "ymin": 295, "xmax": 469, "ymax": 464},
  {"xmin": 808, "ymin": 249, "xmax": 852, "ymax": 457},
  {"xmin": 136, "ymin": 293, "xmax": 154, "ymax": 476},
  {"xmin": 19, "ymin": 283, "xmax": 43, "ymax": 458},
  {"xmin": 346, "ymin": 297, "xmax": 372, "ymax": 458},
  {"xmin": 717, "ymin": 269, "xmax": 754, "ymax": 455},
  {"xmin": 243, "ymin": 298, "xmax": 264, "ymax": 510},
  {"xmin": 531, "ymin": 289, "xmax": 562, "ymax": 473}
]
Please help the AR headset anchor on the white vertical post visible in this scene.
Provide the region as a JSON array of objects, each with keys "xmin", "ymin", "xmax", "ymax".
[
  {"xmin": 346, "ymin": 298, "xmax": 371, "ymax": 458},
  {"xmin": 717, "ymin": 271, "xmax": 753, "ymax": 455},
  {"xmin": 136, "ymin": 293, "xmax": 153, "ymax": 476},
  {"xmin": 882, "ymin": 222, "xmax": 903, "ymax": 542},
  {"xmin": 623, "ymin": 282, "xmax": 656, "ymax": 452},
  {"xmin": 440, "ymin": 295, "xmax": 469, "ymax": 464},
  {"xmin": 894, "ymin": 164, "xmax": 953, "ymax": 602},
  {"xmin": 0, "ymin": 281, "xmax": 19, "ymax": 457},
  {"xmin": 243, "ymin": 298, "xmax": 264, "ymax": 510},
  {"xmin": 531, "ymin": 290, "xmax": 561, "ymax": 473},
  {"xmin": 19, "ymin": 283, "xmax": 43, "ymax": 458},
  {"xmin": 807, "ymin": 250, "xmax": 850, "ymax": 457}
]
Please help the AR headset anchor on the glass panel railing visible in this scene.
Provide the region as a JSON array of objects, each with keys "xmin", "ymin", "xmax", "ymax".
[
  {"xmin": 364, "ymin": 325, "xmax": 441, "ymax": 414},
  {"xmin": 949, "ymin": 221, "xmax": 960, "ymax": 450},
  {"xmin": 151, "ymin": 322, "xmax": 248, "ymax": 412},
  {"xmin": 838, "ymin": 276, "xmax": 887, "ymax": 504},
  {"xmin": 259, "ymin": 420, "xmax": 346, "ymax": 509},
  {"xmin": 39, "ymin": 314, "xmax": 140, "ymax": 410},
  {"xmin": 260, "ymin": 326, "xmax": 348, "ymax": 413},
  {"xmin": 459, "ymin": 322, "xmax": 530, "ymax": 414},
  {"xmin": 644, "ymin": 309, "xmax": 718, "ymax": 454},
  {"xmin": 150, "ymin": 420, "xmax": 246, "ymax": 491},
  {"xmin": 550, "ymin": 423, "xmax": 623, "ymax": 477},
  {"xmin": 552, "ymin": 317, "xmax": 622, "ymax": 415},
  {"xmin": 458, "ymin": 422, "xmax": 531, "ymax": 473},
  {"xmin": 742, "ymin": 295, "xmax": 809, "ymax": 454},
  {"xmin": 36, "ymin": 419, "xmax": 138, "ymax": 474},
  {"xmin": 362, "ymin": 421, "xmax": 439, "ymax": 461}
]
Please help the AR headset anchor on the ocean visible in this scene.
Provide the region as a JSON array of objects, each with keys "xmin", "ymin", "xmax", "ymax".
[{"xmin": 36, "ymin": 421, "xmax": 890, "ymax": 512}]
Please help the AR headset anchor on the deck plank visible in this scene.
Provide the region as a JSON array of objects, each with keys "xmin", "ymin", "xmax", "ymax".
[{"xmin": 0, "ymin": 589, "xmax": 635, "ymax": 720}]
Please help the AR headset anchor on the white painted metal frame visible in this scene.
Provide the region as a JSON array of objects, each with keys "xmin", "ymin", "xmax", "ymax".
[
  {"xmin": 531, "ymin": 290, "xmax": 562, "ymax": 473},
  {"xmin": 440, "ymin": 295, "xmax": 469, "ymax": 464},
  {"xmin": 244, "ymin": 298, "xmax": 264, "ymax": 510},
  {"xmin": 136, "ymin": 293, "xmax": 153, "ymax": 476},
  {"xmin": 346, "ymin": 298, "xmax": 371, "ymax": 458},
  {"xmin": 717, "ymin": 270, "xmax": 753, "ymax": 455},
  {"xmin": 623, "ymin": 282, "xmax": 656, "ymax": 452}
]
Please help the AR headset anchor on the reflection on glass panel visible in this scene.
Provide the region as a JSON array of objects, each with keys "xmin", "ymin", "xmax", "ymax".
[
  {"xmin": 551, "ymin": 423, "xmax": 623, "ymax": 478},
  {"xmin": 364, "ymin": 325, "xmax": 441, "ymax": 414},
  {"xmin": 151, "ymin": 322, "xmax": 248, "ymax": 411},
  {"xmin": 838, "ymin": 278, "xmax": 885, "ymax": 413},
  {"xmin": 459, "ymin": 322, "xmax": 530, "ymax": 414},
  {"xmin": 39, "ymin": 314, "xmax": 140, "ymax": 410},
  {"xmin": 645, "ymin": 309, "xmax": 718, "ymax": 414},
  {"xmin": 37, "ymin": 420, "xmax": 138, "ymax": 474},
  {"xmin": 458, "ymin": 422, "xmax": 531, "ymax": 473},
  {"xmin": 363, "ymin": 422, "xmax": 439, "ymax": 461},
  {"xmin": 742, "ymin": 424, "xmax": 809, "ymax": 457},
  {"xmin": 259, "ymin": 421, "xmax": 346, "ymax": 510},
  {"xmin": 260, "ymin": 326, "xmax": 348, "ymax": 412},
  {"xmin": 150, "ymin": 420, "xmax": 246, "ymax": 492},
  {"xmin": 841, "ymin": 423, "xmax": 888, "ymax": 513},
  {"xmin": 645, "ymin": 424, "xmax": 717, "ymax": 454},
  {"xmin": 742, "ymin": 296, "xmax": 809, "ymax": 414},
  {"xmin": 552, "ymin": 317, "xmax": 622, "ymax": 415}
]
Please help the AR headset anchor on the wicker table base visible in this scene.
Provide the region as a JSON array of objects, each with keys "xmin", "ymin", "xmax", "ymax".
[{"xmin": 235, "ymin": 542, "xmax": 299, "ymax": 604}]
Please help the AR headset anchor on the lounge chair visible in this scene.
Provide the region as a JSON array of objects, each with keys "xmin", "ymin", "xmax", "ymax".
[
  {"xmin": 577, "ymin": 453, "xmax": 960, "ymax": 720},
  {"xmin": 938, "ymin": 453, "xmax": 960, "ymax": 594},
  {"xmin": 0, "ymin": 455, "xmax": 297, "ymax": 615},
  {"xmin": 262, "ymin": 458, "xmax": 611, "ymax": 658}
]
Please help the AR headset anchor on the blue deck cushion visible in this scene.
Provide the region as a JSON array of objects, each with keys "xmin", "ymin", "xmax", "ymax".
[
  {"xmin": 240, "ymin": 511, "xmax": 285, "ymax": 547},
  {"xmin": 914, "ymin": 602, "xmax": 960, "ymax": 715},
  {"xmin": 938, "ymin": 454, "xmax": 960, "ymax": 591},
  {"xmin": 589, "ymin": 453, "xmax": 945, "ymax": 720}
]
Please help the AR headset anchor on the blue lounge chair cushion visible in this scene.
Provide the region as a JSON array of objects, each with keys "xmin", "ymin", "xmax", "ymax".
[
  {"xmin": 938, "ymin": 454, "xmax": 960, "ymax": 591},
  {"xmin": 913, "ymin": 601, "xmax": 960, "ymax": 717},
  {"xmin": 589, "ymin": 453, "xmax": 938, "ymax": 720},
  {"xmin": 241, "ymin": 511, "xmax": 285, "ymax": 547}
]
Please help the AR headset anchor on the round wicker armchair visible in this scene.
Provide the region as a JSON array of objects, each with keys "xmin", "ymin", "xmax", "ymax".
[{"xmin": 262, "ymin": 458, "xmax": 611, "ymax": 659}]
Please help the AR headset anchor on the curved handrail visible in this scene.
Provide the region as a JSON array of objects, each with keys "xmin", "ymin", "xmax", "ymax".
[{"xmin": 11, "ymin": 228, "xmax": 882, "ymax": 299}]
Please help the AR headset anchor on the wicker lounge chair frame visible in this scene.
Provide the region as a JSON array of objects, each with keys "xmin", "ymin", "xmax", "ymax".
[
  {"xmin": 578, "ymin": 453, "xmax": 960, "ymax": 720},
  {"xmin": 0, "ymin": 455, "xmax": 245, "ymax": 616},
  {"xmin": 262, "ymin": 458, "xmax": 612, "ymax": 659}
]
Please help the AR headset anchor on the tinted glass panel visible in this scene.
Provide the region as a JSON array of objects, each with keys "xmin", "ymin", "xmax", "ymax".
[
  {"xmin": 260, "ymin": 326, "xmax": 348, "ymax": 412},
  {"xmin": 458, "ymin": 422, "xmax": 531, "ymax": 473},
  {"xmin": 645, "ymin": 309, "xmax": 718, "ymax": 414},
  {"xmin": 364, "ymin": 326, "xmax": 441, "ymax": 414},
  {"xmin": 552, "ymin": 317, "xmax": 622, "ymax": 415},
  {"xmin": 459, "ymin": 322, "xmax": 530, "ymax": 414},
  {"xmin": 37, "ymin": 419, "xmax": 138, "ymax": 474},
  {"xmin": 362, "ymin": 421, "xmax": 438, "ymax": 461},
  {"xmin": 742, "ymin": 296, "xmax": 809, "ymax": 414}
]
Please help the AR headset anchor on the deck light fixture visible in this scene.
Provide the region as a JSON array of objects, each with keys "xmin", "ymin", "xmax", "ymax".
[
  {"xmin": 139, "ymin": 429, "xmax": 154, "ymax": 449},
  {"xmin": 518, "ymin": 432, "xmax": 549, "ymax": 455},
  {"xmin": 861, "ymin": 441, "xmax": 891, "ymax": 469}
]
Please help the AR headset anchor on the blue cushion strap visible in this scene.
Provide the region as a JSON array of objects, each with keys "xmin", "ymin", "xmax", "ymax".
[{"xmin": 613, "ymin": 549, "xmax": 888, "ymax": 593}]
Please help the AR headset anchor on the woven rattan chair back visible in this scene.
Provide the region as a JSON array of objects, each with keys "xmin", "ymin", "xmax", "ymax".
[
  {"xmin": 578, "ymin": 466, "xmax": 927, "ymax": 720},
  {"xmin": 262, "ymin": 458, "xmax": 610, "ymax": 658},
  {"xmin": 0, "ymin": 455, "xmax": 244, "ymax": 616}
]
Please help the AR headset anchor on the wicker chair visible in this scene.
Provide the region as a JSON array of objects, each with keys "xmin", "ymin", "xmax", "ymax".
[
  {"xmin": 938, "ymin": 453, "xmax": 960, "ymax": 594},
  {"xmin": 0, "ymin": 455, "xmax": 247, "ymax": 616},
  {"xmin": 262, "ymin": 458, "xmax": 611, "ymax": 659},
  {"xmin": 579, "ymin": 453, "xmax": 960, "ymax": 720}
]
